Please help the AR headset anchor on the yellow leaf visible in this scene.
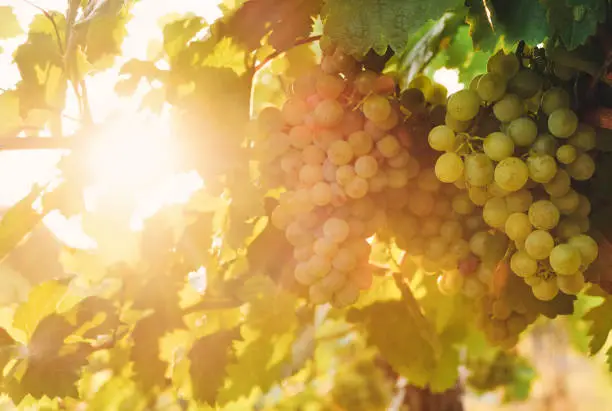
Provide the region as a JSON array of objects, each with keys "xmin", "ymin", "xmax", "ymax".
[{"xmin": 0, "ymin": 92, "xmax": 21, "ymax": 135}]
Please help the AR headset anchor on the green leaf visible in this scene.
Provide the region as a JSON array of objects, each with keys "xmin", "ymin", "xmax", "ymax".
[
  {"xmin": 546, "ymin": 0, "xmax": 606, "ymax": 50},
  {"xmin": 83, "ymin": 8, "xmax": 131, "ymax": 65},
  {"xmin": 322, "ymin": 0, "xmax": 462, "ymax": 56},
  {"xmin": 0, "ymin": 91, "xmax": 22, "ymax": 135},
  {"xmin": 163, "ymin": 16, "xmax": 207, "ymax": 60},
  {"xmin": 29, "ymin": 12, "xmax": 66, "ymax": 43},
  {"xmin": 490, "ymin": 0, "xmax": 548, "ymax": 45},
  {"xmin": 189, "ymin": 328, "xmax": 240, "ymax": 406},
  {"xmin": 465, "ymin": 0, "xmax": 500, "ymax": 50},
  {"xmin": 584, "ymin": 295, "xmax": 612, "ymax": 355},
  {"xmin": 13, "ymin": 280, "xmax": 69, "ymax": 340},
  {"xmin": 0, "ymin": 6, "xmax": 23, "ymax": 39}
]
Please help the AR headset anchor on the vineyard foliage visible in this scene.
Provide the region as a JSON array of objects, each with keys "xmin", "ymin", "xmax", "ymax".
[{"xmin": 0, "ymin": 0, "xmax": 611, "ymax": 409}]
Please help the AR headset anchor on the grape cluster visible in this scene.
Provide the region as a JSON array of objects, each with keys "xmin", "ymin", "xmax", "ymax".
[
  {"xmin": 255, "ymin": 44, "xmax": 435, "ymax": 307},
  {"xmin": 428, "ymin": 50, "xmax": 599, "ymax": 304}
]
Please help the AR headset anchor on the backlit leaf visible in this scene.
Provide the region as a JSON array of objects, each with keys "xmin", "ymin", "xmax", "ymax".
[{"xmin": 0, "ymin": 6, "xmax": 23, "ymax": 39}]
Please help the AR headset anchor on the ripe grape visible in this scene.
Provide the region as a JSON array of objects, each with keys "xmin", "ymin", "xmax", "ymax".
[
  {"xmin": 531, "ymin": 278, "xmax": 559, "ymax": 301},
  {"xmin": 526, "ymin": 154, "xmax": 557, "ymax": 183},
  {"xmin": 465, "ymin": 153, "xmax": 494, "ymax": 187},
  {"xmin": 566, "ymin": 153, "xmax": 595, "ymax": 180},
  {"xmin": 524, "ymin": 230, "xmax": 555, "ymax": 260},
  {"xmin": 557, "ymin": 272, "xmax": 585, "ymax": 295},
  {"xmin": 550, "ymin": 189, "xmax": 579, "ymax": 215},
  {"xmin": 541, "ymin": 87, "xmax": 570, "ymax": 115},
  {"xmin": 505, "ymin": 212, "xmax": 533, "ymax": 241},
  {"xmin": 468, "ymin": 186, "xmax": 491, "ymax": 206},
  {"xmin": 508, "ymin": 69, "xmax": 543, "ymax": 99},
  {"xmin": 549, "ymin": 244, "xmax": 581, "ymax": 275},
  {"xmin": 302, "ymin": 144, "xmax": 326, "ymax": 165},
  {"xmin": 452, "ymin": 192, "xmax": 475, "ymax": 215},
  {"xmin": 354, "ymin": 155, "xmax": 378, "ymax": 179},
  {"xmin": 567, "ymin": 234, "xmax": 598, "ymax": 265},
  {"xmin": 428, "ymin": 125, "xmax": 456, "ymax": 151},
  {"xmin": 299, "ymin": 164, "xmax": 324, "ymax": 186},
  {"xmin": 362, "ymin": 94, "xmax": 391, "ymax": 122},
  {"xmin": 376, "ymin": 135, "xmax": 401, "ymax": 158},
  {"xmin": 447, "ymin": 89, "xmax": 481, "ymax": 121},
  {"xmin": 437, "ymin": 270, "xmax": 464, "ymax": 296},
  {"xmin": 387, "ymin": 150, "xmax": 411, "ymax": 168},
  {"xmin": 487, "ymin": 51, "xmax": 520, "ymax": 80},
  {"xmin": 528, "ymin": 200, "xmax": 560, "ymax": 230},
  {"xmin": 530, "ymin": 134, "xmax": 558, "ymax": 156},
  {"xmin": 282, "ymin": 98, "xmax": 309, "ymax": 125},
  {"xmin": 316, "ymin": 73, "xmax": 345, "ymax": 99},
  {"xmin": 556, "ymin": 144, "xmax": 577, "ymax": 164},
  {"xmin": 332, "ymin": 248, "xmax": 357, "ymax": 272},
  {"xmin": 311, "ymin": 181, "xmax": 333, "ymax": 205},
  {"xmin": 507, "ymin": 117, "xmax": 538, "ymax": 147},
  {"xmin": 484, "ymin": 132, "xmax": 514, "ymax": 161},
  {"xmin": 548, "ymin": 108, "xmax": 578, "ymax": 138},
  {"xmin": 543, "ymin": 169, "xmax": 571, "ymax": 197},
  {"xmin": 494, "ymin": 157, "xmax": 529, "ymax": 192},
  {"xmin": 483, "ymin": 197, "xmax": 509, "ymax": 229},
  {"xmin": 493, "ymin": 93, "xmax": 524, "ymax": 122},
  {"xmin": 327, "ymin": 140, "xmax": 354, "ymax": 166},
  {"xmin": 568, "ymin": 124, "xmax": 596, "ymax": 151},
  {"xmin": 505, "ymin": 189, "xmax": 533, "ymax": 213},
  {"xmin": 476, "ymin": 72, "xmax": 506, "ymax": 102},
  {"xmin": 345, "ymin": 176, "xmax": 369, "ymax": 199},
  {"xmin": 323, "ymin": 217, "xmax": 350, "ymax": 243}
]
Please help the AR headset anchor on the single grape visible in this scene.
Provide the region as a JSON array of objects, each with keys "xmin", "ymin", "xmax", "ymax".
[
  {"xmin": 282, "ymin": 98, "xmax": 309, "ymax": 125},
  {"xmin": 487, "ymin": 51, "xmax": 520, "ymax": 80},
  {"xmin": 311, "ymin": 181, "xmax": 333, "ymax": 206},
  {"xmin": 447, "ymin": 89, "xmax": 481, "ymax": 121},
  {"xmin": 428, "ymin": 125, "xmax": 456, "ymax": 151},
  {"xmin": 549, "ymin": 244, "xmax": 581, "ymax": 275},
  {"xmin": 567, "ymin": 234, "xmax": 598, "ymax": 265},
  {"xmin": 314, "ymin": 99, "xmax": 344, "ymax": 127},
  {"xmin": 299, "ymin": 163, "xmax": 324, "ymax": 186},
  {"xmin": 505, "ymin": 189, "xmax": 533, "ymax": 213},
  {"xmin": 345, "ymin": 176, "xmax": 369, "ymax": 199},
  {"xmin": 528, "ymin": 200, "xmax": 560, "ymax": 230},
  {"xmin": 541, "ymin": 87, "xmax": 570, "ymax": 115},
  {"xmin": 550, "ymin": 189, "xmax": 580, "ymax": 215},
  {"xmin": 548, "ymin": 108, "xmax": 578, "ymax": 138},
  {"xmin": 469, "ymin": 231, "xmax": 491, "ymax": 257},
  {"xmin": 377, "ymin": 135, "xmax": 401, "ymax": 158},
  {"xmin": 508, "ymin": 69, "xmax": 543, "ymax": 99},
  {"xmin": 492, "ymin": 299, "xmax": 513, "ymax": 320},
  {"xmin": 566, "ymin": 153, "xmax": 595, "ymax": 181},
  {"xmin": 484, "ymin": 132, "xmax": 514, "ymax": 161},
  {"xmin": 476, "ymin": 72, "xmax": 507, "ymax": 102},
  {"xmin": 314, "ymin": 128, "xmax": 342, "ymax": 150},
  {"xmin": 556, "ymin": 144, "xmax": 577, "ymax": 164},
  {"xmin": 445, "ymin": 112, "xmax": 472, "ymax": 132},
  {"xmin": 483, "ymin": 197, "xmax": 509, "ymax": 229},
  {"xmin": 544, "ymin": 169, "xmax": 571, "ymax": 197},
  {"xmin": 302, "ymin": 144, "xmax": 326, "ymax": 165},
  {"xmin": 526, "ymin": 154, "xmax": 557, "ymax": 183},
  {"xmin": 557, "ymin": 271, "xmax": 585, "ymax": 295},
  {"xmin": 327, "ymin": 140, "xmax": 354, "ymax": 166},
  {"xmin": 531, "ymin": 278, "xmax": 559, "ymax": 301},
  {"xmin": 524, "ymin": 229, "xmax": 555, "ymax": 260},
  {"xmin": 452, "ymin": 192, "xmax": 475, "ymax": 215},
  {"xmin": 530, "ymin": 134, "xmax": 558, "ymax": 156},
  {"xmin": 556, "ymin": 217, "xmax": 582, "ymax": 239},
  {"xmin": 316, "ymin": 73, "xmax": 345, "ymax": 99},
  {"xmin": 494, "ymin": 157, "xmax": 529, "ymax": 192},
  {"xmin": 437, "ymin": 270, "xmax": 464, "ymax": 296},
  {"xmin": 569, "ymin": 124, "xmax": 596, "ymax": 151},
  {"xmin": 468, "ymin": 186, "xmax": 491, "ymax": 206},
  {"xmin": 493, "ymin": 93, "xmax": 524, "ymax": 123},
  {"xmin": 505, "ymin": 212, "xmax": 533, "ymax": 241},
  {"xmin": 323, "ymin": 217, "xmax": 350, "ymax": 243},
  {"xmin": 400, "ymin": 88, "xmax": 426, "ymax": 111},
  {"xmin": 511, "ymin": 249, "xmax": 538, "ymax": 278},
  {"xmin": 354, "ymin": 155, "xmax": 378, "ymax": 179},
  {"xmin": 387, "ymin": 150, "xmax": 411, "ymax": 168},
  {"xmin": 508, "ymin": 117, "xmax": 538, "ymax": 147},
  {"xmin": 362, "ymin": 94, "xmax": 391, "ymax": 123},
  {"xmin": 347, "ymin": 131, "xmax": 373, "ymax": 156},
  {"xmin": 465, "ymin": 153, "xmax": 494, "ymax": 187}
]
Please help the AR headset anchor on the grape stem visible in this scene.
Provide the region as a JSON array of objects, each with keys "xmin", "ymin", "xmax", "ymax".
[{"xmin": 253, "ymin": 35, "xmax": 322, "ymax": 73}]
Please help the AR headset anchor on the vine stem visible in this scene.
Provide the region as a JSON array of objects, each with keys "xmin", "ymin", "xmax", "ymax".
[{"xmin": 253, "ymin": 35, "xmax": 322, "ymax": 73}]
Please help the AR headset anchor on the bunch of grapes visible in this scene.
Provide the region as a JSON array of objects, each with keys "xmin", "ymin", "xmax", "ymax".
[
  {"xmin": 428, "ymin": 50, "xmax": 599, "ymax": 306},
  {"xmin": 255, "ymin": 43, "xmax": 438, "ymax": 307}
]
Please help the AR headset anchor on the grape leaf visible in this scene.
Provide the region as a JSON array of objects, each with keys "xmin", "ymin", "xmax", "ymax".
[
  {"xmin": 545, "ymin": 0, "xmax": 606, "ymax": 50},
  {"xmin": 163, "ymin": 16, "xmax": 207, "ymax": 61},
  {"xmin": 584, "ymin": 295, "xmax": 612, "ymax": 355},
  {"xmin": 0, "ymin": 91, "xmax": 22, "ymax": 136},
  {"xmin": 0, "ymin": 6, "xmax": 23, "ymax": 39},
  {"xmin": 189, "ymin": 328, "xmax": 241, "ymax": 406},
  {"xmin": 465, "ymin": 0, "xmax": 500, "ymax": 50},
  {"xmin": 323, "ymin": 0, "xmax": 462, "ymax": 56},
  {"xmin": 490, "ymin": 0, "xmax": 548, "ymax": 46},
  {"xmin": 13, "ymin": 280, "xmax": 69, "ymax": 340},
  {"xmin": 83, "ymin": 8, "xmax": 131, "ymax": 64}
]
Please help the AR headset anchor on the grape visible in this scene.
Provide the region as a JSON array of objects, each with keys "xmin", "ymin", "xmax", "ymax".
[
  {"xmin": 549, "ymin": 244, "xmax": 581, "ymax": 275},
  {"xmin": 492, "ymin": 299, "xmax": 513, "ymax": 320},
  {"xmin": 463, "ymin": 277, "xmax": 486, "ymax": 298},
  {"xmin": 566, "ymin": 153, "xmax": 595, "ymax": 181},
  {"xmin": 323, "ymin": 218, "xmax": 350, "ymax": 243},
  {"xmin": 354, "ymin": 155, "xmax": 378, "ymax": 179},
  {"xmin": 299, "ymin": 164, "xmax": 324, "ymax": 185},
  {"xmin": 440, "ymin": 220, "xmax": 463, "ymax": 241},
  {"xmin": 376, "ymin": 135, "xmax": 401, "ymax": 158},
  {"xmin": 556, "ymin": 217, "xmax": 582, "ymax": 239},
  {"xmin": 354, "ymin": 71, "xmax": 377, "ymax": 94},
  {"xmin": 568, "ymin": 124, "xmax": 596, "ymax": 151},
  {"xmin": 347, "ymin": 131, "xmax": 373, "ymax": 156},
  {"xmin": 483, "ymin": 197, "xmax": 509, "ymax": 229},
  {"xmin": 295, "ymin": 263, "xmax": 318, "ymax": 286},
  {"xmin": 375, "ymin": 109, "xmax": 399, "ymax": 130},
  {"xmin": 505, "ymin": 212, "xmax": 533, "ymax": 241},
  {"xmin": 465, "ymin": 153, "xmax": 494, "ymax": 187},
  {"xmin": 483, "ymin": 132, "xmax": 514, "ymax": 161},
  {"xmin": 507, "ymin": 117, "xmax": 538, "ymax": 147},
  {"xmin": 525, "ymin": 230, "xmax": 554, "ymax": 260},
  {"xmin": 316, "ymin": 73, "xmax": 345, "ymax": 99},
  {"xmin": 387, "ymin": 150, "xmax": 411, "ymax": 168},
  {"xmin": 494, "ymin": 157, "xmax": 529, "ymax": 192},
  {"xmin": 308, "ymin": 254, "xmax": 333, "ymax": 278},
  {"xmin": 476, "ymin": 72, "xmax": 507, "ymax": 102},
  {"xmin": 530, "ymin": 134, "xmax": 558, "ymax": 156},
  {"xmin": 345, "ymin": 176, "xmax": 369, "ymax": 199},
  {"xmin": 505, "ymin": 189, "xmax": 533, "ymax": 213},
  {"xmin": 468, "ymin": 186, "xmax": 491, "ymax": 206},
  {"xmin": 425, "ymin": 236, "xmax": 449, "ymax": 260},
  {"xmin": 447, "ymin": 89, "xmax": 481, "ymax": 121},
  {"xmin": 311, "ymin": 181, "xmax": 333, "ymax": 206},
  {"xmin": 362, "ymin": 94, "xmax": 391, "ymax": 123},
  {"xmin": 313, "ymin": 237, "xmax": 338, "ymax": 258},
  {"xmin": 332, "ymin": 248, "xmax": 357, "ymax": 272},
  {"xmin": 314, "ymin": 99, "xmax": 344, "ymax": 127},
  {"xmin": 258, "ymin": 106, "xmax": 285, "ymax": 134},
  {"xmin": 319, "ymin": 270, "xmax": 347, "ymax": 293},
  {"xmin": 511, "ymin": 250, "xmax": 538, "ymax": 278},
  {"xmin": 336, "ymin": 164, "xmax": 356, "ymax": 186},
  {"xmin": 541, "ymin": 87, "xmax": 570, "ymax": 115},
  {"xmin": 314, "ymin": 128, "xmax": 342, "ymax": 150},
  {"xmin": 550, "ymin": 189, "xmax": 579, "ymax": 215},
  {"xmin": 548, "ymin": 108, "xmax": 578, "ymax": 138},
  {"xmin": 282, "ymin": 98, "xmax": 309, "ymax": 125},
  {"xmin": 430, "ymin": 83, "xmax": 448, "ymax": 105},
  {"xmin": 493, "ymin": 94, "xmax": 524, "ymax": 122},
  {"xmin": 573, "ymin": 194, "xmax": 591, "ymax": 218},
  {"xmin": 567, "ymin": 234, "xmax": 598, "ymax": 265},
  {"xmin": 556, "ymin": 144, "xmax": 577, "ymax": 164},
  {"xmin": 543, "ymin": 169, "xmax": 571, "ymax": 197},
  {"xmin": 469, "ymin": 74, "xmax": 483, "ymax": 91},
  {"xmin": 437, "ymin": 270, "xmax": 464, "ymax": 296},
  {"xmin": 557, "ymin": 272, "xmax": 585, "ymax": 295},
  {"xmin": 528, "ymin": 200, "xmax": 560, "ymax": 230},
  {"xmin": 280, "ymin": 149, "xmax": 303, "ymax": 174},
  {"xmin": 445, "ymin": 112, "xmax": 472, "ymax": 132},
  {"xmin": 386, "ymin": 168, "xmax": 410, "ymax": 188},
  {"xmin": 508, "ymin": 69, "xmax": 543, "ymax": 99},
  {"xmin": 469, "ymin": 231, "xmax": 491, "ymax": 257},
  {"xmin": 340, "ymin": 110, "xmax": 365, "ymax": 136},
  {"xmin": 428, "ymin": 125, "xmax": 456, "ymax": 151},
  {"xmin": 271, "ymin": 205, "xmax": 292, "ymax": 230},
  {"xmin": 302, "ymin": 145, "xmax": 326, "ymax": 165},
  {"xmin": 452, "ymin": 192, "xmax": 475, "ymax": 215},
  {"xmin": 487, "ymin": 51, "xmax": 520, "ymax": 80},
  {"xmin": 524, "ymin": 274, "xmax": 542, "ymax": 287},
  {"xmin": 400, "ymin": 88, "xmax": 426, "ymax": 111},
  {"xmin": 327, "ymin": 140, "xmax": 354, "ymax": 166},
  {"xmin": 526, "ymin": 154, "xmax": 557, "ymax": 183},
  {"xmin": 531, "ymin": 278, "xmax": 559, "ymax": 301}
]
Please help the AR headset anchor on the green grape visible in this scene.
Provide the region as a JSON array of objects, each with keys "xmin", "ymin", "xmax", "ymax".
[
  {"xmin": 440, "ymin": 220, "xmax": 463, "ymax": 241},
  {"xmin": 505, "ymin": 189, "xmax": 533, "ymax": 213},
  {"xmin": 511, "ymin": 250, "xmax": 538, "ymax": 277},
  {"xmin": 362, "ymin": 94, "xmax": 391, "ymax": 123},
  {"xmin": 316, "ymin": 73, "xmax": 346, "ymax": 99},
  {"xmin": 524, "ymin": 230, "xmax": 555, "ymax": 260},
  {"xmin": 309, "ymin": 254, "xmax": 333, "ymax": 278},
  {"xmin": 494, "ymin": 157, "xmax": 529, "ymax": 192},
  {"xmin": 452, "ymin": 192, "xmax": 475, "ymax": 215},
  {"xmin": 345, "ymin": 176, "xmax": 369, "ymax": 199},
  {"xmin": 347, "ymin": 131, "xmax": 373, "ymax": 156},
  {"xmin": 483, "ymin": 197, "xmax": 509, "ymax": 229},
  {"xmin": 556, "ymin": 217, "xmax": 582, "ymax": 239},
  {"xmin": 531, "ymin": 278, "xmax": 559, "ymax": 301},
  {"xmin": 566, "ymin": 153, "xmax": 595, "ymax": 181},
  {"xmin": 484, "ymin": 132, "xmax": 515, "ymax": 161},
  {"xmin": 543, "ymin": 169, "xmax": 571, "ymax": 197},
  {"xmin": 434, "ymin": 153, "xmax": 464, "ymax": 183},
  {"xmin": 376, "ymin": 135, "xmax": 401, "ymax": 158},
  {"xmin": 437, "ymin": 270, "xmax": 464, "ymax": 296},
  {"xmin": 469, "ymin": 74, "xmax": 484, "ymax": 91},
  {"xmin": 549, "ymin": 244, "xmax": 582, "ymax": 275},
  {"xmin": 541, "ymin": 87, "xmax": 570, "ymax": 115},
  {"xmin": 311, "ymin": 181, "xmax": 333, "ymax": 206},
  {"xmin": 568, "ymin": 124, "xmax": 596, "ymax": 151},
  {"xmin": 445, "ymin": 112, "xmax": 472, "ymax": 132},
  {"xmin": 492, "ymin": 299, "xmax": 512, "ymax": 320},
  {"xmin": 530, "ymin": 134, "xmax": 558, "ymax": 156},
  {"xmin": 551, "ymin": 189, "xmax": 579, "ymax": 215},
  {"xmin": 493, "ymin": 93, "xmax": 524, "ymax": 122},
  {"xmin": 470, "ymin": 231, "xmax": 492, "ymax": 257},
  {"xmin": 447, "ymin": 89, "xmax": 481, "ymax": 121},
  {"xmin": 573, "ymin": 194, "xmax": 591, "ymax": 218},
  {"xmin": 428, "ymin": 125, "xmax": 456, "ymax": 151},
  {"xmin": 476, "ymin": 72, "xmax": 507, "ymax": 102},
  {"xmin": 548, "ymin": 108, "xmax": 578, "ymax": 138},
  {"xmin": 526, "ymin": 154, "xmax": 557, "ymax": 183},
  {"xmin": 508, "ymin": 117, "xmax": 538, "ymax": 147},
  {"xmin": 323, "ymin": 217, "xmax": 350, "ymax": 243},
  {"xmin": 468, "ymin": 186, "xmax": 491, "ymax": 206},
  {"xmin": 430, "ymin": 83, "xmax": 448, "ymax": 105},
  {"xmin": 528, "ymin": 200, "xmax": 560, "ymax": 230},
  {"xmin": 282, "ymin": 98, "xmax": 309, "ymax": 125},
  {"xmin": 556, "ymin": 144, "xmax": 577, "ymax": 164},
  {"xmin": 465, "ymin": 153, "xmax": 494, "ymax": 187},
  {"xmin": 408, "ymin": 74, "xmax": 434, "ymax": 100},
  {"xmin": 505, "ymin": 212, "xmax": 533, "ymax": 241},
  {"xmin": 567, "ymin": 234, "xmax": 598, "ymax": 265},
  {"xmin": 557, "ymin": 272, "xmax": 585, "ymax": 295},
  {"xmin": 508, "ymin": 69, "xmax": 543, "ymax": 99},
  {"xmin": 354, "ymin": 156, "xmax": 378, "ymax": 179},
  {"xmin": 487, "ymin": 51, "xmax": 520, "ymax": 80},
  {"xmin": 299, "ymin": 163, "xmax": 324, "ymax": 185},
  {"xmin": 524, "ymin": 274, "xmax": 542, "ymax": 287}
]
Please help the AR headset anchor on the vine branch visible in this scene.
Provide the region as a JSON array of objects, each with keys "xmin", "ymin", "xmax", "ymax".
[{"xmin": 253, "ymin": 35, "xmax": 322, "ymax": 73}]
